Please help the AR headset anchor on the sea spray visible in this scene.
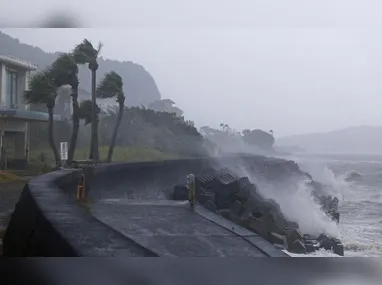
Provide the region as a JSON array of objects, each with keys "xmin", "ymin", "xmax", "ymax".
[
  {"xmin": 235, "ymin": 163, "xmax": 341, "ymax": 238},
  {"xmin": 297, "ymin": 160, "xmax": 348, "ymax": 203},
  {"xmin": 261, "ymin": 179, "xmax": 340, "ymax": 238}
]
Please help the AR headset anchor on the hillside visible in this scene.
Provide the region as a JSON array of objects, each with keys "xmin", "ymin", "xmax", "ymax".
[
  {"xmin": 276, "ymin": 125, "xmax": 382, "ymax": 154},
  {"xmin": 0, "ymin": 31, "xmax": 161, "ymax": 107}
]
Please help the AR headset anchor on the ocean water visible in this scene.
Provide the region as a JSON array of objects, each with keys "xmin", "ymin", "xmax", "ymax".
[{"xmin": 290, "ymin": 154, "xmax": 382, "ymax": 257}]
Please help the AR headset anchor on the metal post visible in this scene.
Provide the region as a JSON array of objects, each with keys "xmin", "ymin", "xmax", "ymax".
[{"xmin": 77, "ymin": 173, "xmax": 86, "ymax": 201}]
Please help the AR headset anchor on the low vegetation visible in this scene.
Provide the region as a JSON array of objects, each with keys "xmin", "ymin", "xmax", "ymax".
[
  {"xmin": 29, "ymin": 106, "xmax": 212, "ymax": 167},
  {"xmin": 0, "ymin": 171, "xmax": 22, "ymax": 183},
  {"xmin": 29, "ymin": 146, "xmax": 179, "ymax": 166},
  {"xmin": 200, "ymin": 124, "xmax": 276, "ymax": 154}
]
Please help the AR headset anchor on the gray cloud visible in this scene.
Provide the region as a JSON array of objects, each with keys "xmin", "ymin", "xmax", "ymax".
[
  {"xmin": 1, "ymin": 0, "xmax": 382, "ymax": 28},
  {"xmin": 1, "ymin": 0, "xmax": 381, "ymax": 137}
]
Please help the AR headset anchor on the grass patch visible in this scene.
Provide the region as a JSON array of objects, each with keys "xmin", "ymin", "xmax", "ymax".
[
  {"xmin": 0, "ymin": 171, "xmax": 22, "ymax": 183},
  {"xmin": 29, "ymin": 145, "xmax": 179, "ymax": 167}
]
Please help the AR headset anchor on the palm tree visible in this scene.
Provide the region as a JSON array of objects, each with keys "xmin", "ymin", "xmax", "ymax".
[
  {"xmin": 96, "ymin": 71, "xmax": 125, "ymax": 162},
  {"xmin": 73, "ymin": 39, "xmax": 103, "ymax": 161},
  {"xmin": 24, "ymin": 69, "xmax": 61, "ymax": 166},
  {"xmin": 50, "ymin": 53, "xmax": 79, "ymax": 164}
]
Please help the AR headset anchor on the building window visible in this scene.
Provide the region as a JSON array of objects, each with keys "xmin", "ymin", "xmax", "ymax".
[{"xmin": 6, "ymin": 70, "xmax": 18, "ymax": 108}]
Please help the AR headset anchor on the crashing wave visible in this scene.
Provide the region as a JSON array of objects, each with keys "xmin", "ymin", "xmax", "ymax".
[{"xmin": 343, "ymin": 170, "xmax": 363, "ymax": 182}]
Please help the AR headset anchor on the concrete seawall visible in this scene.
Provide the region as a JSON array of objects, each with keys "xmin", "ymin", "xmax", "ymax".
[{"xmin": 3, "ymin": 155, "xmax": 298, "ymax": 257}]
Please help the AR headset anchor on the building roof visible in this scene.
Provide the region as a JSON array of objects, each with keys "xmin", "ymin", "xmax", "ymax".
[
  {"xmin": 160, "ymin": 99, "xmax": 175, "ymax": 104},
  {"xmin": 0, "ymin": 54, "xmax": 38, "ymax": 71}
]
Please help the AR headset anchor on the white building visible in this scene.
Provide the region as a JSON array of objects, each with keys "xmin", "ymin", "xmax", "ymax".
[
  {"xmin": 0, "ymin": 54, "xmax": 61, "ymax": 169},
  {"xmin": 148, "ymin": 99, "xmax": 184, "ymax": 117}
]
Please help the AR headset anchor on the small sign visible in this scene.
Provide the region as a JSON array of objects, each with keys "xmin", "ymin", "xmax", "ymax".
[{"xmin": 60, "ymin": 142, "xmax": 68, "ymax": 160}]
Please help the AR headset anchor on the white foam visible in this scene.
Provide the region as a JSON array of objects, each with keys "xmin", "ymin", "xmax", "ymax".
[
  {"xmin": 287, "ymin": 248, "xmax": 341, "ymax": 257},
  {"xmin": 298, "ymin": 159, "xmax": 382, "ymax": 257},
  {"xmin": 235, "ymin": 164, "xmax": 341, "ymax": 238}
]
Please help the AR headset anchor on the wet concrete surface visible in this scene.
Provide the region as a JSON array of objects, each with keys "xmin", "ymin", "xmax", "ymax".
[
  {"xmin": 91, "ymin": 199, "xmax": 278, "ymax": 257},
  {"xmin": 0, "ymin": 181, "xmax": 26, "ymax": 227},
  {"xmin": 0, "ymin": 180, "xmax": 28, "ymax": 255}
]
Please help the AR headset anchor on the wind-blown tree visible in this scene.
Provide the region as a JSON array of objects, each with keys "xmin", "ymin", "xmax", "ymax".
[
  {"xmin": 73, "ymin": 39, "xmax": 103, "ymax": 161},
  {"xmin": 50, "ymin": 53, "xmax": 79, "ymax": 163},
  {"xmin": 96, "ymin": 71, "xmax": 125, "ymax": 162},
  {"xmin": 24, "ymin": 69, "xmax": 61, "ymax": 165}
]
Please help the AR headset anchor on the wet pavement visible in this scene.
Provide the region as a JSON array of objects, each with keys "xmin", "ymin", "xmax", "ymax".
[
  {"xmin": 91, "ymin": 199, "xmax": 285, "ymax": 257},
  {"xmin": 0, "ymin": 180, "xmax": 27, "ymax": 255}
]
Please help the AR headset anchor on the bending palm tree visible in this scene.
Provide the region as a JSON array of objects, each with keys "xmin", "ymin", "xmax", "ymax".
[
  {"xmin": 24, "ymin": 69, "xmax": 60, "ymax": 166},
  {"xmin": 96, "ymin": 71, "xmax": 125, "ymax": 162},
  {"xmin": 51, "ymin": 53, "xmax": 80, "ymax": 164},
  {"xmin": 73, "ymin": 39, "xmax": 103, "ymax": 161}
]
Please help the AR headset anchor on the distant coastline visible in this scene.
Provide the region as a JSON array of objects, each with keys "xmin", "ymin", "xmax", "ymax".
[{"xmin": 276, "ymin": 125, "xmax": 382, "ymax": 155}]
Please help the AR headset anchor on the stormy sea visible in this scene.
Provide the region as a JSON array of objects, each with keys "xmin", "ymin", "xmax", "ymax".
[{"xmin": 288, "ymin": 153, "xmax": 382, "ymax": 257}]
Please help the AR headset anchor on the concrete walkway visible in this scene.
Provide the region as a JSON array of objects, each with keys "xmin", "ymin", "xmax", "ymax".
[{"xmin": 91, "ymin": 199, "xmax": 288, "ymax": 257}]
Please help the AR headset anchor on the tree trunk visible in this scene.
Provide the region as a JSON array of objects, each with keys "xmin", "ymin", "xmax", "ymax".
[
  {"xmin": 89, "ymin": 69, "xmax": 99, "ymax": 161},
  {"xmin": 47, "ymin": 106, "xmax": 60, "ymax": 166},
  {"xmin": 94, "ymin": 113, "xmax": 100, "ymax": 161},
  {"xmin": 67, "ymin": 84, "xmax": 79, "ymax": 164},
  {"xmin": 107, "ymin": 99, "xmax": 124, "ymax": 163}
]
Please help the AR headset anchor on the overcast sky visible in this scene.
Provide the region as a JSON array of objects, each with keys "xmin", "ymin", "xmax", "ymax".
[{"xmin": 1, "ymin": 0, "xmax": 382, "ymax": 137}]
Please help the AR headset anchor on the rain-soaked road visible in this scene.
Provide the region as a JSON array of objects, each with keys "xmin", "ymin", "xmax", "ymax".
[{"xmin": 90, "ymin": 198, "xmax": 288, "ymax": 257}]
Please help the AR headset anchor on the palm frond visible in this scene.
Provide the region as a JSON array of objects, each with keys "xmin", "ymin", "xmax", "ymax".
[
  {"xmin": 96, "ymin": 41, "xmax": 103, "ymax": 57},
  {"xmin": 96, "ymin": 71, "xmax": 123, "ymax": 99},
  {"xmin": 78, "ymin": 100, "xmax": 101, "ymax": 125},
  {"xmin": 52, "ymin": 53, "xmax": 78, "ymax": 73},
  {"xmin": 51, "ymin": 53, "xmax": 79, "ymax": 87},
  {"xmin": 73, "ymin": 38, "xmax": 98, "ymax": 64},
  {"xmin": 72, "ymin": 50, "xmax": 89, "ymax": 65},
  {"xmin": 78, "ymin": 39, "xmax": 96, "ymax": 54},
  {"xmin": 24, "ymin": 68, "xmax": 56, "ymax": 104}
]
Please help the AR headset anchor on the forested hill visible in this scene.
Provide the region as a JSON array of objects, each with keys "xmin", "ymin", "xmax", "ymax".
[{"xmin": 0, "ymin": 31, "xmax": 161, "ymax": 107}]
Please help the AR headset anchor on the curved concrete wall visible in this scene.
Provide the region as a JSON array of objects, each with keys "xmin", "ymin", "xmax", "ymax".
[
  {"xmin": 3, "ymin": 155, "xmax": 299, "ymax": 257},
  {"xmin": 89, "ymin": 155, "xmax": 299, "ymax": 201},
  {"xmin": 3, "ymin": 170, "xmax": 158, "ymax": 257}
]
